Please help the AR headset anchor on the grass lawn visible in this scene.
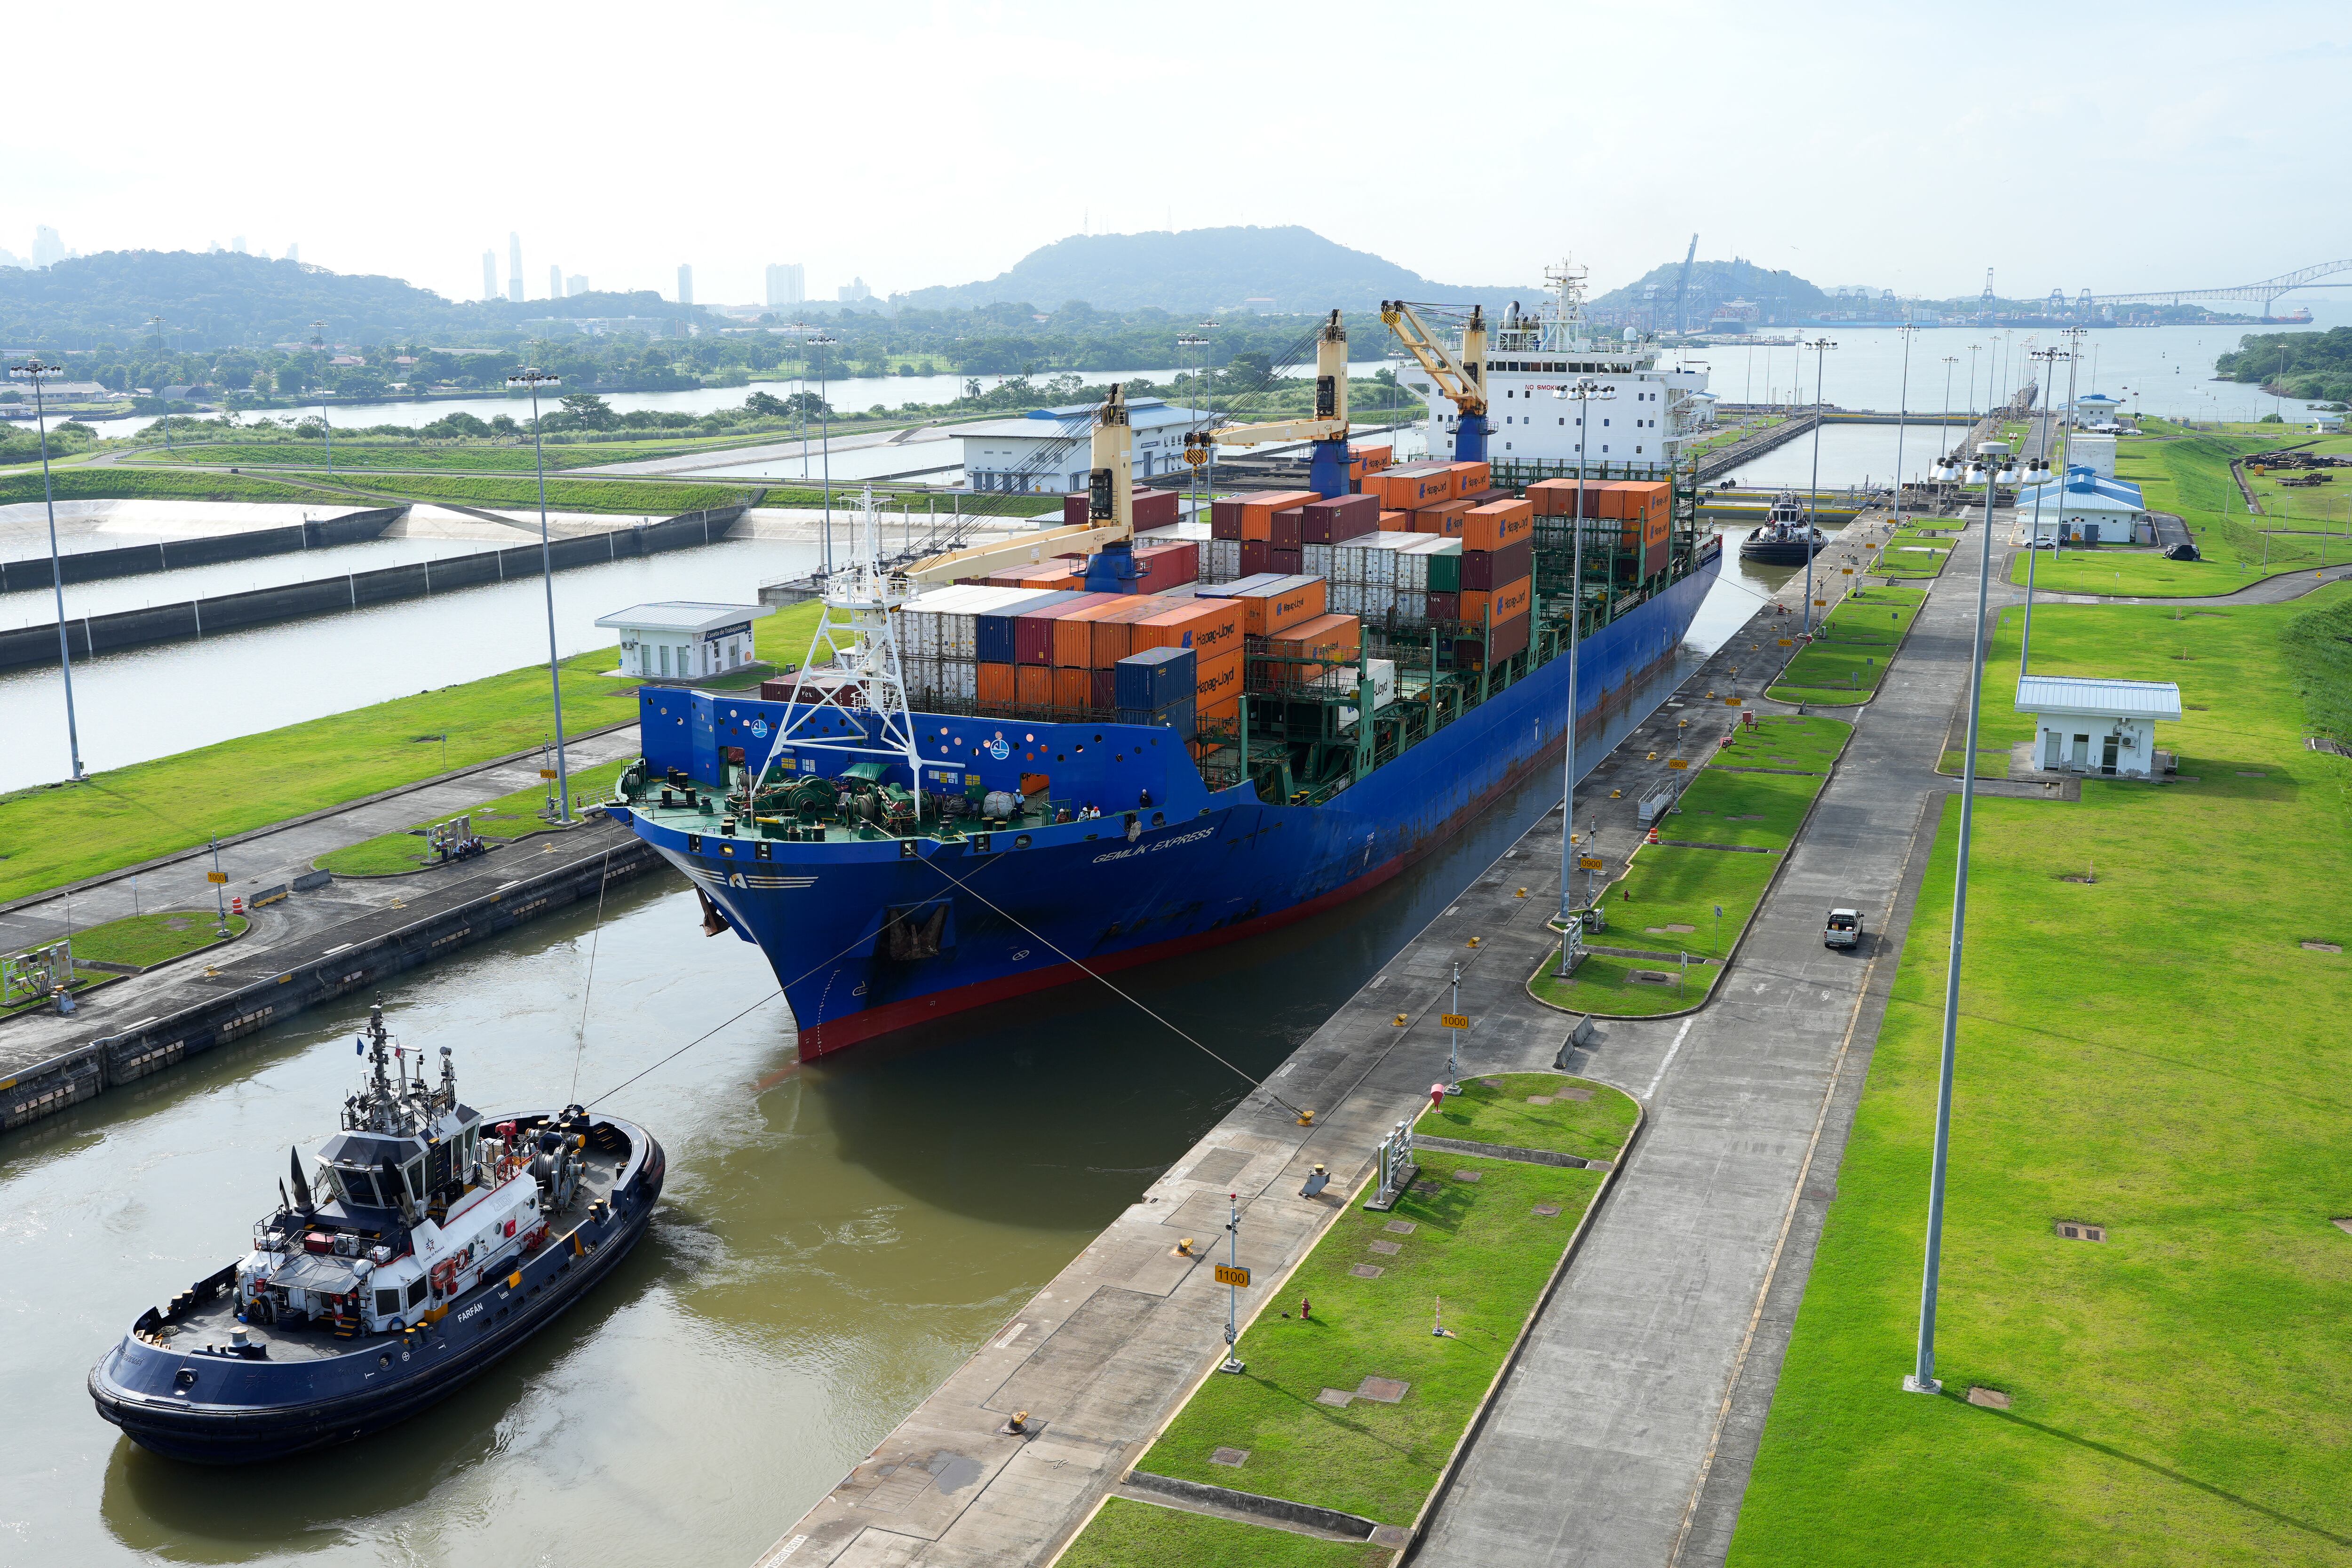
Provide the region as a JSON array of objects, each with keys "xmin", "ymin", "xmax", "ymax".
[
  {"xmin": 315, "ymin": 759, "xmax": 632, "ymax": 875},
  {"xmin": 63, "ymin": 909, "xmax": 248, "ymax": 968},
  {"xmin": 1135, "ymin": 1150, "xmax": 1622, "ymax": 1526},
  {"xmin": 1718, "ymin": 712, "xmax": 1851, "ymax": 773},
  {"xmin": 328, "ymin": 472, "xmax": 751, "ymax": 516},
  {"xmin": 1728, "ymin": 586, "xmax": 2352, "ymax": 1568},
  {"xmin": 1413, "ymin": 1072, "xmax": 1639, "ymax": 1161},
  {"xmin": 0, "ymin": 468, "xmax": 341, "ymax": 507},
  {"xmin": 1666, "ymin": 767, "xmax": 1823, "ymax": 847},
  {"xmin": 1058, "ymin": 1498, "xmax": 1389, "ymax": 1568},
  {"xmin": 1873, "ymin": 528, "xmax": 1953, "ymax": 581}
]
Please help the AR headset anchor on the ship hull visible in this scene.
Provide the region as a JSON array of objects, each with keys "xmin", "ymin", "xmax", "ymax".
[{"xmin": 620, "ymin": 547, "xmax": 1719, "ymax": 1057}]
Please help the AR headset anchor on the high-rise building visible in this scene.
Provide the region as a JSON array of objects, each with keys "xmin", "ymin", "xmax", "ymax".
[
  {"xmin": 508, "ymin": 232, "xmax": 524, "ymax": 303},
  {"xmin": 483, "ymin": 250, "xmax": 499, "ymax": 301},
  {"xmin": 567, "ymin": 274, "xmax": 589, "ymax": 297},
  {"xmin": 836, "ymin": 276, "xmax": 873, "ymax": 304},
  {"xmin": 550, "ymin": 263, "xmax": 564, "ymax": 300},
  {"xmin": 766, "ymin": 263, "xmax": 805, "ymax": 309},
  {"xmin": 32, "ymin": 227, "xmax": 64, "ymax": 268},
  {"xmin": 677, "ymin": 263, "xmax": 694, "ymax": 306}
]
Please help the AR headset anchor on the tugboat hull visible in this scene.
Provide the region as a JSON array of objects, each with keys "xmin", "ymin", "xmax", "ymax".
[
  {"xmin": 1738, "ymin": 533, "xmax": 1826, "ymax": 565},
  {"xmin": 89, "ymin": 1112, "xmax": 663, "ymax": 1465}
]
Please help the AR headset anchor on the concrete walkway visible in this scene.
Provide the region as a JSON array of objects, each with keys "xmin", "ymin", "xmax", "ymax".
[
  {"xmin": 0, "ymin": 726, "xmax": 640, "ymax": 1079},
  {"xmin": 1413, "ymin": 509, "xmax": 2014, "ymax": 1567}
]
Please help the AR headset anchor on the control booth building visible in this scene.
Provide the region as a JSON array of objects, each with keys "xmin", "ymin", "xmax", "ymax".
[
  {"xmin": 596, "ymin": 601, "xmax": 772, "ymax": 682},
  {"xmin": 2015, "ymin": 674, "xmax": 2181, "ymax": 778},
  {"xmin": 950, "ymin": 398, "xmax": 1201, "ymax": 494}
]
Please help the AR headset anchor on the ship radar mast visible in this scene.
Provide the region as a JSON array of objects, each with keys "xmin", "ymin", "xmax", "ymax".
[
  {"xmin": 756, "ymin": 486, "xmax": 925, "ymax": 793},
  {"xmin": 1542, "ymin": 259, "xmax": 1590, "ymax": 354}
]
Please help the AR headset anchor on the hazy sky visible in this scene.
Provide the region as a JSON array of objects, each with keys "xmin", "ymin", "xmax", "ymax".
[{"xmin": 10, "ymin": 1, "xmax": 2348, "ymax": 310}]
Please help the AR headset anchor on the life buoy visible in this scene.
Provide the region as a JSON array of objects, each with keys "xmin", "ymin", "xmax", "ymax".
[{"xmin": 429, "ymin": 1258, "xmax": 457, "ymax": 1297}]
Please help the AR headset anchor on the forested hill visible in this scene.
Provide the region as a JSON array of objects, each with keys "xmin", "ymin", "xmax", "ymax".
[
  {"xmin": 0, "ymin": 251, "xmax": 701, "ymax": 349},
  {"xmin": 2216, "ymin": 326, "xmax": 2352, "ymax": 402},
  {"xmin": 895, "ymin": 226, "xmax": 1532, "ymax": 315},
  {"xmin": 1588, "ymin": 258, "xmax": 1833, "ymax": 326}
]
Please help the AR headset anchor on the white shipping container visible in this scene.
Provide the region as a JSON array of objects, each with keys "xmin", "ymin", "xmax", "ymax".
[
  {"xmin": 943, "ymin": 660, "xmax": 977, "ymax": 701},
  {"xmin": 1303, "ymin": 543, "xmax": 1333, "ymax": 577}
]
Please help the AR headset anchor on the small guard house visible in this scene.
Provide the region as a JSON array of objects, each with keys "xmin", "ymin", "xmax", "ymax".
[
  {"xmin": 2016, "ymin": 674, "xmax": 2181, "ymax": 778},
  {"xmin": 596, "ymin": 601, "xmax": 771, "ymax": 681},
  {"xmin": 2016, "ymin": 465, "xmax": 2150, "ymax": 545}
]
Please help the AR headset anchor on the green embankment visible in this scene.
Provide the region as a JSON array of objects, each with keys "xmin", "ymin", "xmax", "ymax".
[
  {"xmin": 1058, "ymin": 1499, "xmax": 1389, "ymax": 1568},
  {"xmin": 329, "ymin": 472, "xmax": 750, "ymax": 515},
  {"xmin": 314, "ymin": 759, "xmax": 632, "ymax": 875},
  {"xmin": 1728, "ymin": 587, "xmax": 2352, "ymax": 1568},
  {"xmin": 122, "ymin": 438, "xmax": 732, "ymax": 474},
  {"xmin": 1768, "ymin": 585, "xmax": 1924, "ymax": 705},
  {"xmin": 0, "ymin": 468, "xmax": 341, "ymax": 507},
  {"xmin": 1115, "ymin": 1079, "xmax": 1636, "ymax": 1539},
  {"xmin": 0, "ymin": 602, "xmax": 820, "ymax": 906},
  {"xmin": 1532, "ymin": 715, "xmax": 1851, "ymax": 1017}
]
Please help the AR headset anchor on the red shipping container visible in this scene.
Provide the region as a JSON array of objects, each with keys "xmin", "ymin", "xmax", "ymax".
[
  {"xmin": 1458, "ymin": 613, "xmax": 1531, "ymax": 668},
  {"xmin": 1271, "ymin": 507, "xmax": 1305, "ymax": 548},
  {"xmin": 1300, "ymin": 493, "xmax": 1380, "ymax": 542},
  {"xmin": 1089, "ymin": 668, "xmax": 1117, "ymax": 710},
  {"xmin": 1210, "ymin": 497, "xmax": 1244, "ymax": 540},
  {"xmin": 1240, "ymin": 538, "xmax": 1273, "ymax": 576},
  {"xmin": 1270, "ymin": 545, "xmax": 1303, "ymax": 574},
  {"xmin": 1132, "ymin": 488, "xmax": 1180, "ymax": 528},
  {"xmin": 1461, "ymin": 538, "xmax": 1534, "ymax": 592},
  {"xmin": 1133, "ymin": 540, "xmax": 1199, "ymax": 592},
  {"xmin": 1062, "ymin": 492, "xmax": 1090, "ymax": 527},
  {"xmin": 1427, "ymin": 590, "xmax": 1460, "ymax": 621}
]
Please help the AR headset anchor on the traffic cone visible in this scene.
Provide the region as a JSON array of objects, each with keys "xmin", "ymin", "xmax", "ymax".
[
  {"xmin": 1646, "ymin": 826, "xmax": 1660, "ymax": 845},
  {"xmin": 231, "ymin": 897, "xmax": 244, "ymax": 915}
]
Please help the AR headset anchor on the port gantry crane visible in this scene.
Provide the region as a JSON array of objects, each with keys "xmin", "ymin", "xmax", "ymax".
[
  {"xmin": 1379, "ymin": 298, "xmax": 1489, "ymax": 462},
  {"xmin": 1175, "ymin": 308, "xmax": 1357, "ymax": 501}
]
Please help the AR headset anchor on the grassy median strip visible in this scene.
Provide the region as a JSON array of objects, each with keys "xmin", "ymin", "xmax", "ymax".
[
  {"xmin": 1534, "ymin": 715, "xmax": 1850, "ymax": 1016},
  {"xmin": 1414, "ymin": 1072, "xmax": 1638, "ymax": 1161},
  {"xmin": 1872, "ymin": 526, "xmax": 1954, "ymax": 581},
  {"xmin": 0, "ymin": 601, "xmax": 824, "ymax": 906},
  {"xmin": 1126, "ymin": 1098, "xmax": 1632, "ymax": 1532},
  {"xmin": 1768, "ymin": 585, "xmax": 1925, "ymax": 706},
  {"xmin": 1728, "ymin": 587, "xmax": 2352, "ymax": 1567},
  {"xmin": 314, "ymin": 760, "xmax": 632, "ymax": 875}
]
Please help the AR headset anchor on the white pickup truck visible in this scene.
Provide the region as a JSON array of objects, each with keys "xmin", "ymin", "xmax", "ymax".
[{"xmin": 1824, "ymin": 908, "xmax": 1862, "ymax": 950}]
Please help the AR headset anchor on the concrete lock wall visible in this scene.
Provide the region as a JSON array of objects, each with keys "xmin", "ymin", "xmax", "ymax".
[
  {"xmin": 0, "ymin": 506, "xmax": 746, "ymax": 670},
  {"xmin": 0, "ymin": 834, "xmax": 662, "ymax": 1136},
  {"xmin": 0, "ymin": 507, "xmax": 403, "ymax": 593}
]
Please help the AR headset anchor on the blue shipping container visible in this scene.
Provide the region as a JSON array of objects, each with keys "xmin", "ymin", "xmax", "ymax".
[
  {"xmin": 974, "ymin": 590, "xmax": 1080, "ymax": 664},
  {"xmin": 1115, "ymin": 645, "xmax": 1195, "ymax": 710},
  {"xmin": 1114, "ymin": 697, "xmax": 1195, "ymax": 739}
]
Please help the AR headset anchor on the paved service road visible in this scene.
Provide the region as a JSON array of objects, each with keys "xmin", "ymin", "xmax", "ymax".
[{"xmin": 1415, "ymin": 508, "xmax": 2009, "ymax": 1568}]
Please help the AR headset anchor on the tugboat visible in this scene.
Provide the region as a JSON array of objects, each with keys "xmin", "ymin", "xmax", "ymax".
[
  {"xmin": 88, "ymin": 996, "xmax": 664, "ymax": 1464},
  {"xmin": 1739, "ymin": 491, "xmax": 1829, "ymax": 565}
]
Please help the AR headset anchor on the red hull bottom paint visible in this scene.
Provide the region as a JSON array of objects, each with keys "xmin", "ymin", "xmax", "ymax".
[{"xmin": 795, "ymin": 715, "xmax": 1578, "ymax": 1060}]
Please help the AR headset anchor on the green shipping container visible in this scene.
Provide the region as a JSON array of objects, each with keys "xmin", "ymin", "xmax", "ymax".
[{"xmin": 1427, "ymin": 553, "xmax": 1460, "ymax": 592}]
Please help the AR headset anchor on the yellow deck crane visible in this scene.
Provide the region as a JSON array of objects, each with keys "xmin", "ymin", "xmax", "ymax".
[
  {"xmin": 1178, "ymin": 310, "xmax": 1358, "ymax": 499},
  {"xmin": 1379, "ymin": 299, "xmax": 1490, "ymax": 462}
]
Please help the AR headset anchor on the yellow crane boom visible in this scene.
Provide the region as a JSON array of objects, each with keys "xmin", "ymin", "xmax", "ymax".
[{"xmin": 897, "ymin": 383, "xmax": 1139, "ymax": 588}]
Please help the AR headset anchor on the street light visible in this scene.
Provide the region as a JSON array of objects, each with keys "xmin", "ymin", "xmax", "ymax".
[
  {"xmin": 806, "ymin": 332, "xmax": 838, "ymax": 574},
  {"xmin": 1177, "ymin": 332, "xmax": 1210, "ymax": 518},
  {"xmin": 1939, "ymin": 356, "xmax": 1958, "ymax": 483},
  {"xmin": 1909, "ymin": 437, "xmax": 2018, "ymax": 1397},
  {"xmin": 1891, "ymin": 322, "xmax": 1918, "ymax": 524},
  {"xmin": 505, "ymin": 366, "xmax": 573, "ymax": 825},
  {"xmin": 8, "ymin": 358, "xmax": 85, "ymax": 780},
  {"xmin": 311, "ymin": 321, "xmax": 335, "ymax": 475},
  {"xmin": 1802, "ymin": 338, "xmax": 1836, "ymax": 633},
  {"xmin": 1553, "ymin": 376, "xmax": 1615, "ymax": 972}
]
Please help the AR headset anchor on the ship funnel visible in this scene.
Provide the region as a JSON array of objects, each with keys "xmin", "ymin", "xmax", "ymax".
[{"xmin": 289, "ymin": 1148, "xmax": 314, "ymax": 1213}]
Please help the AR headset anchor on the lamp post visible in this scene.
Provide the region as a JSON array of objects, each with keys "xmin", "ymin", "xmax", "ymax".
[
  {"xmin": 1966, "ymin": 343, "xmax": 1982, "ymax": 430},
  {"xmin": 1891, "ymin": 322, "xmax": 1917, "ymax": 525},
  {"xmin": 806, "ymin": 332, "xmax": 838, "ymax": 574},
  {"xmin": 505, "ymin": 366, "xmax": 572, "ymax": 824},
  {"xmin": 1554, "ymin": 376, "xmax": 1615, "ymax": 972},
  {"xmin": 1177, "ymin": 331, "xmax": 1209, "ymax": 517},
  {"xmin": 1909, "ymin": 437, "xmax": 2019, "ymax": 1395},
  {"xmin": 2022, "ymin": 346, "xmax": 2071, "ymax": 673},
  {"xmin": 1802, "ymin": 338, "xmax": 1836, "ymax": 633},
  {"xmin": 1939, "ymin": 355, "xmax": 1958, "ymax": 487},
  {"xmin": 8, "ymin": 358, "xmax": 85, "ymax": 780}
]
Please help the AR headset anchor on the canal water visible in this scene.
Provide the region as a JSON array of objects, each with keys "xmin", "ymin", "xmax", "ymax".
[
  {"xmin": 1719, "ymin": 421, "xmax": 1959, "ymax": 492},
  {"xmin": 0, "ymin": 604, "xmax": 1734, "ymax": 1567}
]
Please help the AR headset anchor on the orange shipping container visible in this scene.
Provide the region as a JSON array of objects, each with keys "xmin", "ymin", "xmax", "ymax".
[
  {"xmin": 1373, "ymin": 469, "xmax": 1452, "ymax": 510},
  {"xmin": 1052, "ymin": 600, "xmax": 1127, "ymax": 668},
  {"xmin": 1015, "ymin": 664, "xmax": 1054, "ymax": 711},
  {"xmin": 1012, "ymin": 563, "xmax": 1085, "ymax": 589},
  {"xmin": 1052, "ymin": 667, "xmax": 1094, "ymax": 711},
  {"xmin": 1087, "ymin": 597, "xmax": 1171, "ymax": 668},
  {"xmin": 978, "ymin": 661, "xmax": 1018, "ymax": 708},
  {"xmin": 1236, "ymin": 576, "xmax": 1327, "ymax": 636},
  {"xmin": 1240, "ymin": 488, "xmax": 1320, "ymax": 541},
  {"xmin": 1460, "ymin": 575, "xmax": 1533, "ymax": 625},
  {"xmin": 1378, "ymin": 509, "xmax": 1409, "ymax": 529},
  {"xmin": 1258, "ymin": 611, "xmax": 1361, "ymax": 687},
  {"xmin": 1198, "ymin": 693, "xmax": 1241, "ymax": 728},
  {"xmin": 1134, "ymin": 598, "xmax": 1245, "ymax": 664},
  {"xmin": 1463, "ymin": 498, "xmax": 1534, "ymax": 551},
  {"xmin": 1446, "ymin": 460, "xmax": 1492, "ymax": 500},
  {"xmin": 1193, "ymin": 649, "xmax": 1243, "ymax": 709},
  {"xmin": 1414, "ymin": 499, "xmax": 1472, "ymax": 537}
]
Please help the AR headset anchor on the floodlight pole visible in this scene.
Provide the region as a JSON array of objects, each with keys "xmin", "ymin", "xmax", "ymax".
[
  {"xmin": 508, "ymin": 366, "xmax": 572, "ymax": 823},
  {"xmin": 1891, "ymin": 322, "xmax": 1916, "ymax": 524},
  {"xmin": 10, "ymin": 358, "xmax": 84, "ymax": 779},
  {"xmin": 808, "ymin": 333, "xmax": 838, "ymax": 575},
  {"xmin": 1557, "ymin": 378, "xmax": 1613, "ymax": 971},
  {"xmin": 1447, "ymin": 962, "xmax": 1462, "ymax": 1093},
  {"xmin": 1910, "ymin": 438, "xmax": 2014, "ymax": 1395},
  {"xmin": 1802, "ymin": 338, "xmax": 1836, "ymax": 632}
]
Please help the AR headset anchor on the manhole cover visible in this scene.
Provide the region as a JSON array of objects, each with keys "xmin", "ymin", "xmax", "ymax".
[
  {"xmin": 1526, "ymin": 1094, "xmax": 1555, "ymax": 1106},
  {"xmin": 1369, "ymin": 1239, "xmax": 1401, "ymax": 1255},
  {"xmin": 2236, "ymin": 770, "xmax": 2267, "ymax": 778},
  {"xmin": 1384, "ymin": 1220, "xmax": 1417, "ymax": 1234},
  {"xmin": 1351, "ymin": 1263, "xmax": 1385, "ymax": 1279},
  {"xmin": 1532, "ymin": 1204, "xmax": 1561, "ymax": 1218},
  {"xmin": 1315, "ymin": 1389, "xmax": 1353, "ymax": 1408},
  {"xmin": 1966, "ymin": 1386, "xmax": 2011, "ymax": 1409},
  {"xmin": 1210, "ymin": 1446, "xmax": 1251, "ymax": 1465},
  {"xmin": 2055, "ymin": 1221, "xmax": 2106, "ymax": 1242},
  {"xmin": 1663, "ymin": 923, "xmax": 1696, "ymax": 933},
  {"xmin": 1454, "ymin": 1170, "xmax": 1482, "ymax": 1182},
  {"xmin": 1356, "ymin": 1377, "xmax": 1410, "ymax": 1403},
  {"xmin": 1371, "ymin": 1526, "xmax": 1414, "ymax": 1550},
  {"xmin": 1478, "ymin": 1076, "xmax": 1504, "ymax": 1088},
  {"xmin": 1630, "ymin": 970, "xmax": 1676, "ymax": 985},
  {"xmin": 1557, "ymin": 1087, "xmax": 1593, "ymax": 1101},
  {"xmin": 2303, "ymin": 941, "xmax": 2343, "ymax": 954}
]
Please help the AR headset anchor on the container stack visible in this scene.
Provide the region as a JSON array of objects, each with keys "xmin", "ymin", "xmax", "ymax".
[
  {"xmin": 1446, "ymin": 496, "xmax": 1536, "ymax": 667},
  {"xmin": 1113, "ymin": 644, "xmax": 1197, "ymax": 735},
  {"xmin": 1060, "ymin": 487, "xmax": 1182, "ymax": 529}
]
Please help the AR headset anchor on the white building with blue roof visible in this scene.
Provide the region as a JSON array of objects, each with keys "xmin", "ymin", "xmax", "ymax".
[
  {"xmin": 2070, "ymin": 392, "xmax": 2125, "ymax": 427},
  {"xmin": 948, "ymin": 397, "xmax": 1202, "ymax": 494},
  {"xmin": 2016, "ymin": 465, "xmax": 2151, "ymax": 545},
  {"xmin": 2017, "ymin": 674, "xmax": 2181, "ymax": 778}
]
